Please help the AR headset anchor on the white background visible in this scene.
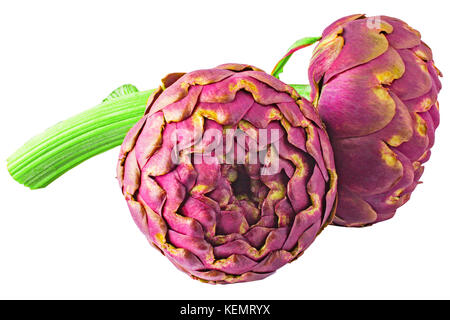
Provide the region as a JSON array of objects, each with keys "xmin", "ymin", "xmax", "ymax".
[{"xmin": 0, "ymin": 0, "xmax": 448, "ymax": 299}]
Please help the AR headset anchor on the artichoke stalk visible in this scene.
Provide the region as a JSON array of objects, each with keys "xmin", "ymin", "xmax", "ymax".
[
  {"xmin": 273, "ymin": 14, "xmax": 442, "ymax": 227},
  {"xmin": 7, "ymin": 85, "xmax": 155, "ymax": 189}
]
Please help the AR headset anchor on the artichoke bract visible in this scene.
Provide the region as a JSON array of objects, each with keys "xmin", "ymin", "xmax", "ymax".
[
  {"xmin": 308, "ymin": 15, "xmax": 442, "ymax": 226},
  {"xmin": 117, "ymin": 64, "xmax": 337, "ymax": 283}
]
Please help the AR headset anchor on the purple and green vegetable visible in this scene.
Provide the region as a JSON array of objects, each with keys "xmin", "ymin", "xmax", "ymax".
[{"xmin": 6, "ymin": 14, "xmax": 442, "ymax": 283}]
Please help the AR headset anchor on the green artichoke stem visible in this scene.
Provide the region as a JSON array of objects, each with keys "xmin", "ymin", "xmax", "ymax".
[
  {"xmin": 7, "ymin": 87, "xmax": 155, "ymax": 189},
  {"xmin": 290, "ymin": 84, "xmax": 312, "ymax": 100},
  {"xmin": 271, "ymin": 36, "xmax": 321, "ymax": 79}
]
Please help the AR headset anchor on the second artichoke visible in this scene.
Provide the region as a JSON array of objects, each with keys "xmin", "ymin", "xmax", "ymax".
[{"xmin": 308, "ymin": 15, "xmax": 442, "ymax": 226}]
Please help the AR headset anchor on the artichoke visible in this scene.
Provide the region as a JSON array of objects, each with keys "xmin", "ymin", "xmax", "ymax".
[
  {"xmin": 307, "ymin": 15, "xmax": 442, "ymax": 226},
  {"xmin": 117, "ymin": 64, "xmax": 337, "ymax": 283},
  {"xmin": 273, "ymin": 15, "xmax": 442, "ymax": 226}
]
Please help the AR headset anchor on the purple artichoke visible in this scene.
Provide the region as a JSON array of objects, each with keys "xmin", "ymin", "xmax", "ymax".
[
  {"xmin": 309, "ymin": 14, "xmax": 442, "ymax": 226},
  {"xmin": 117, "ymin": 64, "xmax": 337, "ymax": 283}
]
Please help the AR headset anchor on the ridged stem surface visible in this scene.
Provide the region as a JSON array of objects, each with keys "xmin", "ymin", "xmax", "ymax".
[{"xmin": 7, "ymin": 89, "xmax": 154, "ymax": 189}]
